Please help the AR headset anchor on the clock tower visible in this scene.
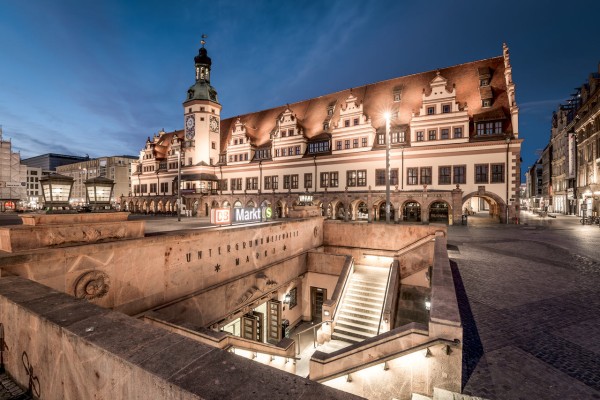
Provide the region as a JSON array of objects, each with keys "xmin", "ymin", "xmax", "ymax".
[{"xmin": 183, "ymin": 37, "xmax": 221, "ymax": 166}]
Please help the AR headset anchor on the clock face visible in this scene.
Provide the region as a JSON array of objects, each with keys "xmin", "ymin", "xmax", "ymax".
[
  {"xmin": 209, "ymin": 116, "xmax": 219, "ymax": 133},
  {"xmin": 185, "ymin": 115, "xmax": 195, "ymax": 139}
]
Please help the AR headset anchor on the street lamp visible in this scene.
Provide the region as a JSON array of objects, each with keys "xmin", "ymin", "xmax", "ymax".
[
  {"xmin": 40, "ymin": 173, "xmax": 74, "ymax": 212},
  {"xmin": 85, "ymin": 176, "xmax": 115, "ymax": 211},
  {"xmin": 384, "ymin": 112, "xmax": 391, "ymax": 223},
  {"xmin": 176, "ymin": 150, "xmax": 182, "ymax": 222},
  {"xmin": 505, "ymin": 137, "xmax": 511, "ymax": 224}
]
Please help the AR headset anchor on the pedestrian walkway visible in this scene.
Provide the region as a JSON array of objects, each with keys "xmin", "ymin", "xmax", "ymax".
[{"xmin": 447, "ymin": 217, "xmax": 600, "ymax": 399}]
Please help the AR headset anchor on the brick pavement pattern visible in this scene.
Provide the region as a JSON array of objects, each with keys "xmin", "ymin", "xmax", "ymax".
[{"xmin": 448, "ymin": 212, "xmax": 600, "ymax": 400}]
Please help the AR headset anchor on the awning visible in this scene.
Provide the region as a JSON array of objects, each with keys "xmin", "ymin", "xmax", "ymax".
[{"xmin": 174, "ymin": 173, "xmax": 220, "ymax": 182}]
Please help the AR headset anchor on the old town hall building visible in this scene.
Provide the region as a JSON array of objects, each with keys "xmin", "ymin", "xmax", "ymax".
[{"xmin": 124, "ymin": 42, "xmax": 521, "ymax": 224}]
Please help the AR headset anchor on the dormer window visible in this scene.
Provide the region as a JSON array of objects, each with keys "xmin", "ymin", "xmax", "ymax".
[
  {"xmin": 323, "ymin": 122, "xmax": 329, "ymax": 130},
  {"xmin": 442, "ymin": 104, "xmax": 451, "ymax": 113},
  {"xmin": 344, "ymin": 120, "xmax": 350, "ymax": 127},
  {"xmin": 353, "ymin": 118, "xmax": 359, "ymax": 126},
  {"xmin": 480, "ymin": 78, "xmax": 489, "ymax": 87},
  {"xmin": 482, "ymin": 99, "xmax": 492, "ymax": 107},
  {"xmin": 427, "ymin": 106, "xmax": 435, "ymax": 115},
  {"xmin": 476, "ymin": 121, "xmax": 503, "ymax": 135},
  {"xmin": 281, "ymin": 130, "xmax": 287, "ymax": 138},
  {"xmin": 239, "ymin": 138, "xmax": 244, "ymax": 144},
  {"xmin": 393, "ymin": 87, "xmax": 402, "ymax": 102},
  {"xmin": 288, "ymin": 128, "xmax": 294, "ymax": 136},
  {"xmin": 327, "ymin": 108, "xmax": 333, "ymax": 116},
  {"xmin": 234, "ymin": 139, "xmax": 238, "ymax": 145}
]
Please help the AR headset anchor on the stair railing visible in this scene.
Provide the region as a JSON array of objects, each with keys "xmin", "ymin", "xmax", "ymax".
[
  {"xmin": 295, "ymin": 320, "xmax": 334, "ymax": 355},
  {"xmin": 377, "ymin": 261, "xmax": 396, "ymax": 334}
]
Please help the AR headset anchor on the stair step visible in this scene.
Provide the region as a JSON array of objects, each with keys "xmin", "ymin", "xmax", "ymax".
[
  {"xmin": 350, "ymin": 282, "xmax": 387, "ymax": 291},
  {"xmin": 343, "ymin": 299, "xmax": 383, "ymax": 311},
  {"xmin": 331, "ymin": 332, "xmax": 362, "ymax": 344},
  {"xmin": 345, "ymin": 293, "xmax": 385, "ymax": 303},
  {"xmin": 333, "ymin": 326, "xmax": 373, "ymax": 340},
  {"xmin": 336, "ymin": 319, "xmax": 380, "ymax": 332},
  {"xmin": 339, "ymin": 310, "xmax": 381, "ymax": 322}
]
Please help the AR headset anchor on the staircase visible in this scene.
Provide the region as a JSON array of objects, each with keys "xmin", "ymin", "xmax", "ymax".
[{"xmin": 332, "ymin": 265, "xmax": 388, "ymax": 344}]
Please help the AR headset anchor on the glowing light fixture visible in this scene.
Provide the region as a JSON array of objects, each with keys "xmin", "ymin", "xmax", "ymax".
[{"xmin": 40, "ymin": 173, "xmax": 74, "ymax": 211}]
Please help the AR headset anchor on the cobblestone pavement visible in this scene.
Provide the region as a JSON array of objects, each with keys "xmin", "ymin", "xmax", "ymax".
[
  {"xmin": 0, "ymin": 373, "xmax": 30, "ymax": 400},
  {"xmin": 448, "ymin": 211, "xmax": 600, "ymax": 400}
]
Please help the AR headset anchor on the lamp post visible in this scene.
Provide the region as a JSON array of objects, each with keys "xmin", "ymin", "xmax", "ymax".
[
  {"xmin": 505, "ymin": 137, "xmax": 511, "ymax": 224},
  {"xmin": 177, "ymin": 150, "xmax": 182, "ymax": 222},
  {"xmin": 384, "ymin": 112, "xmax": 391, "ymax": 223}
]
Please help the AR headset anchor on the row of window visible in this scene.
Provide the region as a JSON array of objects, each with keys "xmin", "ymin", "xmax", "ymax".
[
  {"xmin": 426, "ymin": 104, "xmax": 453, "ymax": 115},
  {"xmin": 219, "ymin": 163, "xmax": 505, "ymax": 191},
  {"xmin": 476, "ymin": 121, "xmax": 503, "ymax": 135},
  {"xmin": 133, "ymin": 182, "xmax": 172, "ymax": 194},
  {"xmin": 415, "ymin": 127, "xmax": 463, "ymax": 142},
  {"xmin": 27, "ymin": 176, "xmax": 39, "ymax": 182},
  {"xmin": 335, "ymin": 137, "xmax": 368, "ymax": 150},
  {"xmin": 229, "ymin": 153, "xmax": 250, "ymax": 162},
  {"xmin": 275, "ymin": 146, "xmax": 301, "ymax": 157},
  {"xmin": 406, "ymin": 164, "xmax": 505, "ymax": 185}
]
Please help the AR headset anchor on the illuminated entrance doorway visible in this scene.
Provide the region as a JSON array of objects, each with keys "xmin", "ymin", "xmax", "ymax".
[
  {"xmin": 221, "ymin": 299, "xmax": 283, "ymax": 345},
  {"xmin": 310, "ymin": 287, "xmax": 327, "ymax": 323}
]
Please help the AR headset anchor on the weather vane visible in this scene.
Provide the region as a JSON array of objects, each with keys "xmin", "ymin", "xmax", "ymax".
[{"xmin": 201, "ymin": 34, "xmax": 208, "ymax": 48}]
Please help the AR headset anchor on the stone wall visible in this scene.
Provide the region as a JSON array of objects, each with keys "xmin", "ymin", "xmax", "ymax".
[
  {"xmin": 323, "ymin": 220, "xmax": 445, "ymax": 252},
  {"xmin": 0, "ymin": 276, "xmax": 361, "ymax": 400},
  {"xmin": 0, "ymin": 218, "xmax": 324, "ymax": 316}
]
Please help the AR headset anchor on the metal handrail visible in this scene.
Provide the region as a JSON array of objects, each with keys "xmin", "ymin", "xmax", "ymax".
[
  {"xmin": 377, "ymin": 262, "xmax": 394, "ymax": 335},
  {"xmin": 313, "ymin": 337, "xmax": 461, "ymax": 383},
  {"xmin": 295, "ymin": 320, "xmax": 334, "ymax": 355}
]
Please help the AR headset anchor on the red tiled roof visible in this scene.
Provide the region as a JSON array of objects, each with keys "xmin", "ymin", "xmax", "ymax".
[{"xmin": 219, "ymin": 56, "xmax": 509, "ymax": 151}]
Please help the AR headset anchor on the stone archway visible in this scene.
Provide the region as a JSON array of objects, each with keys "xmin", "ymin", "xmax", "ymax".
[
  {"xmin": 402, "ymin": 200, "xmax": 422, "ymax": 222},
  {"xmin": 333, "ymin": 201, "xmax": 346, "ymax": 220},
  {"xmin": 462, "ymin": 190, "xmax": 507, "ymax": 223},
  {"xmin": 428, "ymin": 201, "xmax": 450, "ymax": 224}
]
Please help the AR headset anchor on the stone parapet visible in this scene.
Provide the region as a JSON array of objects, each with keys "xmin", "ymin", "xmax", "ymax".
[
  {"xmin": 0, "ymin": 220, "xmax": 144, "ymax": 252},
  {"xmin": 20, "ymin": 212, "xmax": 130, "ymax": 226},
  {"xmin": 0, "ymin": 276, "xmax": 361, "ymax": 400}
]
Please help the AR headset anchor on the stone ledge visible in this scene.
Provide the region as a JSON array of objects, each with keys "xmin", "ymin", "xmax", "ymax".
[
  {"xmin": 20, "ymin": 212, "xmax": 130, "ymax": 226},
  {"xmin": 0, "ymin": 221, "xmax": 144, "ymax": 253},
  {"xmin": 0, "ymin": 276, "xmax": 362, "ymax": 400}
]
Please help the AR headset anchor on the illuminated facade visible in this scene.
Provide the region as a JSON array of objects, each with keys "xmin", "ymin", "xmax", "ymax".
[{"xmin": 126, "ymin": 43, "xmax": 522, "ymax": 224}]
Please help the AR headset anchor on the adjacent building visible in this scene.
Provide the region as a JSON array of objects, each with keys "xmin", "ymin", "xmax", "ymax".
[
  {"xmin": 21, "ymin": 153, "xmax": 90, "ymax": 172},
  {"xmin": 0, "ymin": 128, "xmax": 27, "ymax": 211},
  {"xmin": 527, "ymin": 63, "xmax": 600, "ymax": 217},
  {"xmin": 56, "ymin": 156, "xmax": 137, "ymax": 207},
  {"xmin": 25, "ymin": 166, "xmax": 43, "ymax": 210},
  {"xmin": 125, "ymin": 43, "xmax": 522, "ymax": 224}
]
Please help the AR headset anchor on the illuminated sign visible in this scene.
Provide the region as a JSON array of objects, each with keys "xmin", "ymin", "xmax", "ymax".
[
  {"xmin": 210, "ymin": 206, "xmax": 272, "ymax": 225},
  {"xmin": 233, "ymin": 207, "xmax": 272, "ymax": 223},
  {"xmin": 211, "ymin": 208, "xmax": 231, "ymax": 225}
]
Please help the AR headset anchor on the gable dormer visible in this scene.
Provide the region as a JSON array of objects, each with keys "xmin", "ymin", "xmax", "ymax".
[
  {"xmin": 331, "ymin": 91, "xmax": 375, "ymax": 153},
  {"xmin": 272, "ymin": 107, "xmax": 307, "ymax": 159},
  {"xmin": 337, "ymin": 92, "xmax": 369, "ymax": 128},
  {"xmin": 409, "ymin": 71, "xmax": 469, "ymax": 147},
  {"xmin": 227, "ymin": 117, "xmax": 255, "ymax": 164}
]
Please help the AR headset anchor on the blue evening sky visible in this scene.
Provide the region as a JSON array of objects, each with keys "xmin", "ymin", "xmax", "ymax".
[{"xmin": 0, "ymin": 0, "xmax": 598, "ymax": 179}]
